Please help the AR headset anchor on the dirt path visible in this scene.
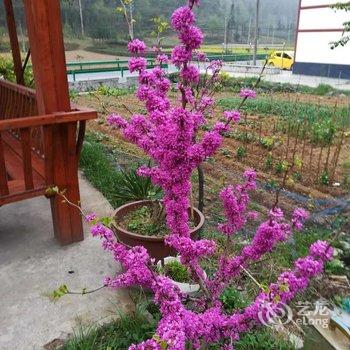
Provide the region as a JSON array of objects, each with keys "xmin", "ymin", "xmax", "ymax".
[{"xmin": 65, "ymin": 49, "xmax": 128, "ymax": 63}]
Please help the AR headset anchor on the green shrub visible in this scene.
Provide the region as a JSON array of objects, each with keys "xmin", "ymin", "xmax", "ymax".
[
  {"xmin": 264, "ymin": 153, "xmax": 274, "ymax": 170},
  {"xmin": 96, "ymin": 85, "xmax": 135, "ymax": 97},
  {"xmin": 314, "ymin": 84, "xmax": 335, "ymax": 96},
  {"xmin": 260, "ymin": 136, "xmax": 276, "ymax": 150},
  {"xmin": 0, "ymin": 41, "xmax": 10, "ymax": 53},
  {"xmin": 236, "ymin": 146, "xmax": 247, "ymax": 159},
  {"xmin": 220, "ymin": 148, "xmax": 232, "ymax": 158},
  {"xmin": 220, "ymin": 287, "xmax": 249, "ymax": 313},
  {"xmin": 292, "ymin": 171, "xmax": 302, "ymax": 181},
  {"xmin": 159, "ymin": 260, "xmax": 191, "ymax": 283},
  {"xmin": 326, "ymin": 258, "xmax": 346, "ymax": 275},
  {"xmin": 0, "ymin": 56, "xmax": 34, "ymax": 87},
  {"xmin": 275, "ymin": 161, "xmax": 288, "ymax": 174},
  {"xmin": 113, "ymin": 167, "xmax": 161, "ymax": 204},
  {"xmin": 319, "ymin": 171, "xmax": 330, "ymax": 186}
]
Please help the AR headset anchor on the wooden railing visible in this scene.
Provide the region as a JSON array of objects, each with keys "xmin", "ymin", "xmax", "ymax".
[
  {"xmin": 0, "ymin": 79, "xmax": 37, "ymax": 118},
  {"xmin": 0, "ymin": 79, "xmax": 96, "ymax": 205}
]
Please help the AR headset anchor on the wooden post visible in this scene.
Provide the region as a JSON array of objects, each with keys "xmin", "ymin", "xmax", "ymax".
[
  {"xmin": 4, "ymin": 0, "xmax": 23, "ymax": 84},
  {"xmin": 23, "ymin": 0, "xmax": 84, "ymax": 245}
]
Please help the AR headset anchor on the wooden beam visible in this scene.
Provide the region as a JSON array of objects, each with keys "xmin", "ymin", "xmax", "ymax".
[
  {"xmin": 0, "ymin": 110, "xmax": 96, "ymax": 132},
  {"xmin": 4, "ymin": 0, "xmax": 23, "ymax": 84},
  {"xmin": 23, "ymin": 0, "xmax": 85, "ymax": 245}
]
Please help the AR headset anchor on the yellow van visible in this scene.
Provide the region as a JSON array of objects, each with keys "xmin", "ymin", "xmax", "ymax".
[{"xmin": 267, "ymin": 51, "xmax": 294, "ymax": 70}]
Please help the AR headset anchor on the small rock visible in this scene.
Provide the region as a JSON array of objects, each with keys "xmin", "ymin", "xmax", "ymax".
[
  {"xmin": 333, "ymin": 248, "xmax": 343, "ymax": 257},
  {"xmin": 340, "ymin": 240, "xmax": 350, "ymax": 251}
]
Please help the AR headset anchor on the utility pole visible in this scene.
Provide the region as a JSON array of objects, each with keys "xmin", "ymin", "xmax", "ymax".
[
  {"xmin": 78, "ymin": 0, "xmax": 84, "ymax": 37},
  {"xmin": 224, "ymin": 15, "xmax": 228, "ymax": 53},
  {"xmin": 247, "ymin": 16, "xmax": 252, "ymax": 45},
  {"xmin": 253, "ymin": 0, "xmax": 260, "ymax": 66},
  {"xmin": 130, "ymin": 2, "xmax": 134, "ymax": 40}
]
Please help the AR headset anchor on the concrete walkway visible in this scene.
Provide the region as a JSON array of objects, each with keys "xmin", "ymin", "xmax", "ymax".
[{"xmin": 0, "ymin": 174, "xmax": 132, "ymax": 350}]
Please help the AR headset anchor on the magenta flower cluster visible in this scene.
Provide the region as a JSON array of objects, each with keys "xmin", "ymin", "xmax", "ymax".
[
  {"xmin": 96, "ymin": 1, "xmax": 333, "ymax": 349},
  {"xmin": 239, "ymin": 88, "xmax": 257, "ymax": 99},
  {"xmin": 90, "ymin": 208, "xmax": 333, "ymax": 350}
]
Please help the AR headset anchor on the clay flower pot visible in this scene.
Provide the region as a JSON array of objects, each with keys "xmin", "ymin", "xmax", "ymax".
[
  {"xmin": 112, "ymin": 200, "xmax": 205, "ymax": 262},
  {"xmin": 157, "ymin": 256, "xmax": 207, "ymax": 295}
]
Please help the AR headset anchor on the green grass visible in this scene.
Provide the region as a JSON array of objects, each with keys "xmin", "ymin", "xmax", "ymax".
[
  {"xmin": 85, "ymin": 41, "xmax": 273, "ymax": 57},
  {"xmin": 60, "ymin": 301, "xmax": 294, "ymax": 350},
  {"xmin": 272, "ymin": 225, "xmax": 332, "ymax": 268},
  {"xmin": 80, "ymin": 133, "xmax": 159, "ymax": 209},
  {"xmin": 234, "ymin": 329, "xmax": 295, "ymax": 350},
  {"xmin": 96, "ymin": 85, "xmax": 136, "ymax": 97},
  {"xmin": 80, "ymin": 134, "xmax": 123, "ymax": 208},
  {"xmin": 59, "ymin": 303, "xmax": 159, "ymax": 350}
]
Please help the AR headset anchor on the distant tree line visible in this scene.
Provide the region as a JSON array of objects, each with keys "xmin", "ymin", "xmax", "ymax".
[{"xmin": 0, "ymin": 0, "xmax": 298, "ymax": 45}]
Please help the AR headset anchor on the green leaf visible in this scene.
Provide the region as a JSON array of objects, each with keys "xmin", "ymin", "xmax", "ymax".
[{"xmin": 100, "ymin": 216, "xmax": 115, "ymax": 228}]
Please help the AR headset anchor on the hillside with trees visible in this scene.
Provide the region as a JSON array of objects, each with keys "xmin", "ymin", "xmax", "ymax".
[{"xmin": 0, "ymin": 0, "xmax": 299, "ymax": 48}]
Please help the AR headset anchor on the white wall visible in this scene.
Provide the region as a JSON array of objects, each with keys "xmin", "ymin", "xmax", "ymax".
[
  {"xmin": 301, "ymin": 0, "xmax": 349, "ymax": 6},
  {"xmin": 296, "ymin": 1, "xmax": 350, "ymax": 65},
  {"xmin": 299, "ymin": 7, "xmax": 348, "ymax": 30},
  {"xmin": 295, "ymin": 32, "xmax": 350, "ymax": 64}
]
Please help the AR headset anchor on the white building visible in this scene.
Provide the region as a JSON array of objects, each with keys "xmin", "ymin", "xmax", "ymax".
[{"xmin": 293, "ymin": 0, "xmax": 350, "ymax": 79}]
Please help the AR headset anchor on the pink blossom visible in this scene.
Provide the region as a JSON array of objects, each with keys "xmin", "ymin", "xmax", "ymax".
[
  {"xmin": 309, "ymin": 240, "xmax": 334, "ymax": 261},
  {"xmin": 240, "ymin": 88, "xmax": 257, "ymax": 99},
  {"xmin": 292, "ymin": 208, "xmax": 309, "ymax": 231},
  {"xmin": 156, "ymin": 54, "xmax": 169, "ymax": 64},
  {"xmin": 224, "ymin": 110, "xmax": 241, "ymax": 123},
  {"xmin": 84, "ymin": 213, "xmax": 97, "ymax": 223},
  {"xmin": 107, "ymin": 114, "xmax": 128, "ymax": 128},
  {"xmin": 128, "ymin": 39, "xmax": 146, "ymax": 54},
  {"xmin": 179, "ymin": 25, "xmax": 203, "ymax": 50},
  {"xmin": 171, "ymin": 45, "xmax": 192, "ymax": 66},
  {"xmin": 180, "ymin": 65, "xmax": 200, "ymax": 83},
  {"xmin": 171, "ymin": 6, "xmax": 195, "ymax": 31},
  {"xmin": 129, "ymin": 57, "xmax": 147, "ymax": 73},
  {"xmin": 129, "ymin": 339, "xmax": 161, "ymax": 350},
  {"xmin": 208, "ymin": 60, "xmax": 223, "ymax": 73},
  {"xmin": 195, "ymin": 51, "xmax": 207, "ymax": 62},
  {"xmin": 295, "ymin": 256, "xmax": 323, "ymax": 277}
]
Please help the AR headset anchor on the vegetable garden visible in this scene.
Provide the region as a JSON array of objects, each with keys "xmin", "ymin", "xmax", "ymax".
[{"xmin": 75, "ymin": 82, "xmax": 350, "ymax": 199}]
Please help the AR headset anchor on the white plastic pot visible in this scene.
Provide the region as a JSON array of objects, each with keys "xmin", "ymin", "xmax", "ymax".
[{"xmin": 157, "ymin": 256, "xmax": 207, "ymax": 295}]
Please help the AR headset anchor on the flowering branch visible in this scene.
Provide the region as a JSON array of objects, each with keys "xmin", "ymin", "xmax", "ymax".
[{"xmin": 86, "ymin": 1, "xmax": 336, "ymax": 349}]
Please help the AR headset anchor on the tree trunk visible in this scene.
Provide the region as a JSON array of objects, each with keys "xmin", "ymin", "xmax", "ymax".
[
  {"xmin": 253, "ymin": 0, "xmax": 260, "ymax": 65},
  {"xmin": 78, "ymin": 0, "xmax": 84, "ymax": 37},
  {"xmin": 197, "ymin": 164, "xmax": 205, "ymax": 225}
]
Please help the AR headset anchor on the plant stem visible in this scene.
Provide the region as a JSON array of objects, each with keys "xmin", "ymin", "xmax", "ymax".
[{"xmin": 197, "ymin": 164, "xmax": 205, "ymax": 214}]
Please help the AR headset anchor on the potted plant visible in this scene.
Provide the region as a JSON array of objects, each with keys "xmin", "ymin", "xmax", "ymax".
[
  {"xmin": 113, "ymin": 200, "xmax": 204, "ymax": 261},
  {"xmin": 157, "ymin": 256, "xmax": 207, "ymax": 294}
]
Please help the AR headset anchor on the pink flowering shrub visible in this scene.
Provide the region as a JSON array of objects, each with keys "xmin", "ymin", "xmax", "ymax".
[{"xmin": 90, "ymin": 1, "xmax": 334, "ymax": 349}]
